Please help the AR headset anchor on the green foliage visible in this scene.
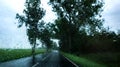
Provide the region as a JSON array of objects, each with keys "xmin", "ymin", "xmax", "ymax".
[
  {"xmin": 16, "ymin": 0, "xmax": 45, "ymax": 55},
  {"xmin": 49, "ymin": 0, "xmax": 104, "ymax": 52},
  {"xmin": 62, "ymin": 52, "xmax": 106, "ymax": 67},
  {"xmin": 79, "ymin": 52, "xmax": 120, "ymax": 67},
  {"xmin": 49, "ymin": 0, "xmax": 120, "ymax": 55},
  {"xmin": 39, "ymin": 23, "xmax": 53, "ymax": 49},
  {"xmin": 0, "ymin": 49, "xmax": 45, "ymax": 62}
]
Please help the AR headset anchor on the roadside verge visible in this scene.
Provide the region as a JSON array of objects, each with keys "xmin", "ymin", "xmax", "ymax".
[{"xmin": 61, "ymin": 52, "xmax": 106, "ymax": 67}]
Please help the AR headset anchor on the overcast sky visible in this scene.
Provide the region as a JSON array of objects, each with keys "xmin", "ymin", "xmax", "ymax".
[
  {"xmin": 103, "ymin": 0, "xmax": 120, "ymax": 32},
  {"xmin": 0, "ymin": 0, "xmax": 120, "ymax": 48}
]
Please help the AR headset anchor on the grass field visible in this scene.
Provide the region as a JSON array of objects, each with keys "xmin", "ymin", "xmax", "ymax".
[
  {"xmin": 79, "ymin": 52, "xmax": 120, "ymax": 67},
  {"xmin": 62, "ymin": 52, "xmax": 106, "ymax": 67},
  {"xmin": 0, "ymin": 49, "xmax": 45, "ymax": 62},
  {"xmin": 62, "ymin": 52, "xmax": 120, "ymax": 67}
]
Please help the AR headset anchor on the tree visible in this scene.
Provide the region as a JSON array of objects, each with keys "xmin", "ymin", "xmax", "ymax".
[
  {"xmin": 16, "ymin": 0, "xmax": 45, "ymax": 57},
  {"xmin": 49, "ymin": 0, "xmax": 104, "ymax": 53},
  {"xmin": 39, "ymin": 22, "xmax": 53, "ymax": 51}
]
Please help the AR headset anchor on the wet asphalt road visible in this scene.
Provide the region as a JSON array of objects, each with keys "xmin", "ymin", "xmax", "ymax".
[{"xmin": 0, "ymin": 50, "xmax": 78, "ymax": 67}]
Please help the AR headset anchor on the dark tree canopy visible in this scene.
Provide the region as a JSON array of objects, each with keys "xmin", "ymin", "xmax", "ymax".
[
  {"xmin": 50, "ymin": 0, "xmax": 104, "ymax": 31},
  {"xmin": 49, "ymin": 0, "xmax": 104, "ymax": 52},
  {"xmin": 40, "ymin": 23, "xmax": 53, "ymax": 50}
]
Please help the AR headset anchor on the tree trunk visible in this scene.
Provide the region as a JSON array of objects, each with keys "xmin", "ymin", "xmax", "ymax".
[
  {"xmin": 32, "ymin": 44, "xmax": 36, "ymax": 56},
  {"xmin": 68, "ymin": 35, "xmax": 71, "ymax": 53},
  {"xmin": 32, "ymin": 43, "xmax": 36, "ymax": 64}
]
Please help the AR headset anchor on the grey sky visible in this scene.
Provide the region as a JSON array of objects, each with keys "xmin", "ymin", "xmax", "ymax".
[
  {"xmin": 102, "ymin": 0, "xmax": 120, "ymax": 32},
  {"xmin": 0, "ymin": 0, "xmax": 120, "ymax": 48}
]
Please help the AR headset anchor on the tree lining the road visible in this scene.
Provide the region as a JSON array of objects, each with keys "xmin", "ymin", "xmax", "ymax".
[
  {"xmin": 38, "ymin": 22, "xmax": 54, "ymax": 51},
  {"xmin": 49, "ymin": 0, "xmax": 104, "ymax": 53},
  {"xmin": 16, "ymin": 0, "xmax": 46, "ymax": 57},
  {"xmin": 49, "ymin": 0, "xmax": 120, "ymax": 54},
  {"xmin": 16, "ymin": 0, "xmax": 120, "ymax": 56},
  {"xmin": 15, "ymin": 0, "xmax": 120, "ymax": 66}
]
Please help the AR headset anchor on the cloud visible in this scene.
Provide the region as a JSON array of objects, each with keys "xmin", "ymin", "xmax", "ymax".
[
  {"xmin": 0, "ymin": 0, "xmax": 25, "ymax": 13},
  {"xmin": 41, "ymin": 0, "xmax": 57, "ymax": 23},
  {"xmin": 102, "ymin": 0, "xmax": 120, "ymax": 32},
  {"xmin": 0, "ymin": 0, "xmax": 30, "ymax": 48}
]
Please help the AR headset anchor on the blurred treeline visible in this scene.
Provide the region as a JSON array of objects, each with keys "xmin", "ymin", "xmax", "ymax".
[{"xmin": 49, "ymin": 0, "xmax": 120, "ymax": 54}]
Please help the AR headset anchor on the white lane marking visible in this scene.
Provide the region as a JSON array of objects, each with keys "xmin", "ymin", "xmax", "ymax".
[
  {"xmin": 32, "ymin": 62, "xmax": 39, "ymax": 67},
  {"xmin": 62, "ymin": 55, "xmax": 79, "ymax": 67},
  {"xmin": 42, "ymin": 54, "xmax": 50, "ymax": 61}
]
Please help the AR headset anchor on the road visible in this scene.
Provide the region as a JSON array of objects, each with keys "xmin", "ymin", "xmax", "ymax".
[{"xmin": 0, "ymin": 50, "xmax": 79, "ymax": 67}]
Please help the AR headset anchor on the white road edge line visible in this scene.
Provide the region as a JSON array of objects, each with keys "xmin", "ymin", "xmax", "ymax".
[
  {"xmin": 32, "ymin": 62, "xmax": 39, "ymax": 67},
  {"xmin": 62, "ymin": 55, "xmax": 79, "ymax": 67},
  {"xmin": 42, "ymin": 54, "xmax": 50, "ymax": 61}
]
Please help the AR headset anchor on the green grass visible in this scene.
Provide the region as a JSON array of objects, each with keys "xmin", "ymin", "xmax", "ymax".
[
  {"xmin": 0, "ymin": 49, "xmax": 45, "ymax": 62},
  {"xmin": 62, "ymin": 52, "xmax": 106, "ymax": 67},
  {"xmin": 79, "ymin": 52, "xmax": 120, "ymax": 67}
]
